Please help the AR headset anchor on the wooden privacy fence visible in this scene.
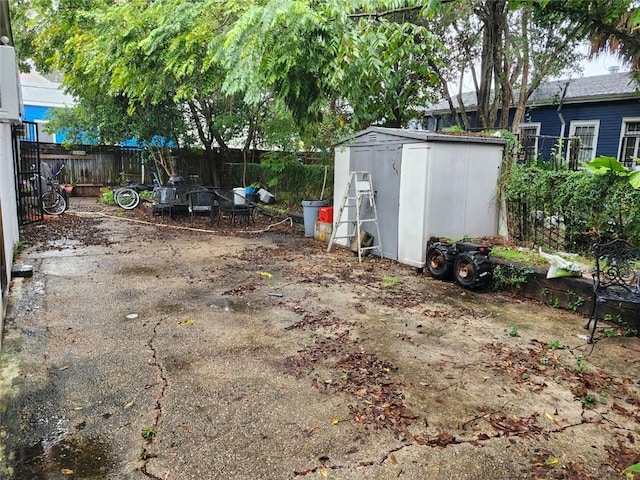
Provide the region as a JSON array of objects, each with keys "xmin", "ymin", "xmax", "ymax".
[
  {"xmin": 35, "ymin": 143, "xmax": 264, "ymax": 189},
  {"xmin": 34, "ymin": 143, "xmax": 332, "ymax": 198}
]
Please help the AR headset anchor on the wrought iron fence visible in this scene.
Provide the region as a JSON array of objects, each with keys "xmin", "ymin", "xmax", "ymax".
[
  {"xmin": 13, "ymin": 121, "xmax": 43, "ymax": 226},
  {"xmin": 517, "ymin": 135, "xmax": 580, "ymax": 170}
]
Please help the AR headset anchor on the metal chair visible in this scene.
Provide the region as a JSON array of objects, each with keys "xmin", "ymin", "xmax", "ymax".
[
  {"xmin": 214, "ymin": 189, "xmax": 253, "ymax": 227},
  {"xmin": 186, "ymin": 189, "xmax": 217, "ymax": 225},
  {"xmin": 585, "ymin": 238, "xmax": 640, "ymax": 343},
  {"xmin": 153, "ymin": 187, "xmax": 175, "ymax": 217}
]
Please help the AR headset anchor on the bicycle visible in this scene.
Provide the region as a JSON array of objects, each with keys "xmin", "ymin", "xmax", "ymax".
[{"xmin": 32, "ymin": 164, "xmax": 68, "ymax": 215}]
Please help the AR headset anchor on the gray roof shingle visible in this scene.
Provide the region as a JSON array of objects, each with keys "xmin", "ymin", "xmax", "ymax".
[{"xmin": 426, "ymin": 72, "xmax": 639, "ymax": 113}]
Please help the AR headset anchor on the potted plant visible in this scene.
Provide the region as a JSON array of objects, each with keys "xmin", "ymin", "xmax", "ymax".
[{"xmin": 61, "ymin": 181, "xmax": 75, "ymax": 197}]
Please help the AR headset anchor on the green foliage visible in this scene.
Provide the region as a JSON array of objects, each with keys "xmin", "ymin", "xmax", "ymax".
[
  {"xmin": 548, "ymin": 339, "xmax": 564, "ymax": 350},
  {"xmin": 575, "ymin": 356, "xmax": 587, "ymax": 373},
  {"xmin": 227, "ymin": 156, "xmax": 333, "ymax": 205},
  {"xmin": 508, "ymin": 326, "xmax": 519, "ymax": 337},
  {"xmin": 566, "ymin": 290, "xmax": 585, "ymax": 313},
  {"xmin": 623, "ymin": 462, "xmax": 640, "ymax": 480},
  {"xmin": 12, "ymin": 237, "xmax": 26, "ymax": 257},
  {"xmin": 491, "ymin": 246, "xmax": 547, "ymax": 267},
  {"xmin": 502, "ymin": 160, "xmax": 640, "ymax": 251},
  {"xmin": 217, "ymin": 0, "xmax": 443, "ymax": 127},
  {"xmin": 491, "ymin": 264, "xmax": 534, "ymax": 290},
  {"xmin": 579, "ymin": 392, "xmax": 597, "ymax": 407},
  {"xmin": 381, "ymin": 276, "xmax": 400, "ymax": 288},
  {"xmin": 141, "ymin": 427, "xmax": 156, "ymax": 441},
  {"xmin": 442, "ymin": 125, "xmax": 465, "ymax": 133},
  {"xmin": 99, "ymin": 190, "xmax": 115, "ymax": 206}
]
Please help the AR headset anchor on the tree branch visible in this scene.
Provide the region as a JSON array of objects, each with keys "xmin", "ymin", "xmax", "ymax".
[{"xmin": 348, "ymin": 0, "xmax": 456, "ymax": 19}]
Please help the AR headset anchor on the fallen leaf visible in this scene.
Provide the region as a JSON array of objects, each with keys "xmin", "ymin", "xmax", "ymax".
[
  {"xmin": 124, "ymin": 401, "xmax": 135, "ymax": 409},
  {"xmin": 256, "ymin": 271, "xmax": 273, "ymax": 279},
  {"xmin": 177, "ymin": 319, "xmax": 196, "ymax": 327},
  {"xmin": 332, "ymin": 417, "xmax": 340, "ymax": 425},
  {"xmin": 545, "ymin": 457, "xmax": 559, "ymax": 465},
  {"xmin": 544, "ymin": 412, "xmax": 554, "ymax": 422},
  {"xmin": 319, "ymin": 467, "xmax": 328, "ymax": 477},
  {"xmin": 389, "ymin": 453, "xmax": 398, "ymax": 464},
  {"xmin": 61, "ymin": 468, "xmax": 74, "ymax": 475}
]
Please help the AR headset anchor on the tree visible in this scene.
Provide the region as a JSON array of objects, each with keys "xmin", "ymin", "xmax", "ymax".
[
  {"xmin": 536, "ymin": 0, "xmax": 640, "ymax": 74},
  {"xmin": 216, "ymin": 0, "xmax": 443, "ymax": 129},
  {"xmin": 11, "ymin": 0, "xmax": 283, "ymax": 186},
  {"xmin": 427, "ymin": 0, "xmax": 584, "ymax": 131}
]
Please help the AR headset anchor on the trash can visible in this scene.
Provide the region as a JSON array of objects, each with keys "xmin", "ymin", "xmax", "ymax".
[
  {"xmin": 233, "ymin": 187, "xmax": 247, "ymax": 205},
  {"xmin": 301, "ymin": 200, "xmax": 328, "ymax": 237}
]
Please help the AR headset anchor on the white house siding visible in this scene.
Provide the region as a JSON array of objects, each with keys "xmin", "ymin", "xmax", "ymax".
[{"xmin": 0, "ymin": 122, "xmax": 20, "ymax": 323}]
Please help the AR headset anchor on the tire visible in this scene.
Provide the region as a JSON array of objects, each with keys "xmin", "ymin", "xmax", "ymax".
[
  {"xmin": 454, "ymin": 252, "xmax": 492, "ymax": 289},
  {"xmin": 425, "ymin": 245, "xmax": 452, "ymax": 279},
  {"xmin": 115, "ymin": 188, "xmax": 140, "ymax": 210},
  {"xmin": 41, "ymin": 192, "xmax": 66, "ymax": 215},
  {"xmin": 59, "ymin": 188, "xmax": 70, "ymax": 211}
]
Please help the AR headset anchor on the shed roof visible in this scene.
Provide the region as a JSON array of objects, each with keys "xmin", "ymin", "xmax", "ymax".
[
  {"xmin": 426, "ymin": 72, "xmax": 639, "ymax": 115},
  {"xmin": 338, "ymin": 126, "xmax": 507, "ymax": 147},
  {"xmin": 20, "ymin": 72, "xmax": 76, "ymax": 109}
]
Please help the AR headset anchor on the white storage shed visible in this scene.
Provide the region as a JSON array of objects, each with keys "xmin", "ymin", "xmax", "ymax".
[{"xmin": 332, "ymin": 127, "xmax": 507, "ymax": 269}]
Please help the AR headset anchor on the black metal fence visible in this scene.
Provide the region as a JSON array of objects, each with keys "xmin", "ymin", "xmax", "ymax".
[
  {"xmin": 506, "ymin": 195, "xmax": 568, "ymax": 251},
  {"xmin": 517, "ymin": 135, "xmax": 580, "ymax": 170},
  {"xmin": 13, "ymin": 122, "xmax": 43, "ymax": 226}
]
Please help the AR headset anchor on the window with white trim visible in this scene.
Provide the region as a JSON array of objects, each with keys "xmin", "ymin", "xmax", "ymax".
[
  {"xmin": 568, "ymin": 120, "xmax": 599, "ymax": 162},
  {"xmin": 619, "ymin": 119, "xmax": 640, "ymax": 168},
  {"xmin": 518, "ymin": 123, "xmax": 541, "ymax": 161},
  {"xmin": 34, "ymin": 120, "xmax": 56, "ymax": 143}
]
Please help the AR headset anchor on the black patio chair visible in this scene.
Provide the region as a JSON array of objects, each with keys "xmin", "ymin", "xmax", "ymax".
[
  {"xmin": 584, "ymin": 238, "xmax": 640, "ymax": 343},
  {"xmin": 185, "ymin": 189, "xmax": 217, "ymax": 225},
  {"xmin": 214, "ymin": 189, "xmax": 253, "ymax": 227}
]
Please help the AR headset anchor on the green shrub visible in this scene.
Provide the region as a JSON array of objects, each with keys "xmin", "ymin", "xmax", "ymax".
[
  {"xmin": 227, "ymin": 155, "xmax": 334, "ymax": 207},
  {"xmin": 501, "ymin": 161, "xmax": 640, "ymax": 252}
]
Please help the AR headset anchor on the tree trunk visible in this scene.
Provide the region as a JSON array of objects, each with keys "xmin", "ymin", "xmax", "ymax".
[
  {"xmin": 476, "ymin": 0, "xmax": 507, "ymax": 130},
  {"xmin": 512, "ymin": 9, "xmax": 531, "ymax": 133}
]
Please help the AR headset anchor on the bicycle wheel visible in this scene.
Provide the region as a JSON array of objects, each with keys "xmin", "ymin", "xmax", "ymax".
[
  {"xmin": 115, "ymin": 188, "xmax": 140, "ymax": 210},
  {"xmin": 41, "ymin": 192, "xmax": 66, "ymax": 215}
]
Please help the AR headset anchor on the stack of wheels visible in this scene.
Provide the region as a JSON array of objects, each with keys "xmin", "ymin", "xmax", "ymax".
[
  {"xmin": 425, "ymin": 242, "xmax": 493, "ymax": 289},
  {"xmin": 114, "ymin": 188, "xmax": 140, "ymax": 210}
]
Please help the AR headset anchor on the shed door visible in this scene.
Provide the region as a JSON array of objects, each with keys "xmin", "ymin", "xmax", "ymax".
[
  {"xmin": 397, "ymin": 144, "xmax": 430, "ymax": 268},
  {"xmin": 350, "ymin": 144, "xmax": 401, "ymax": 260}
]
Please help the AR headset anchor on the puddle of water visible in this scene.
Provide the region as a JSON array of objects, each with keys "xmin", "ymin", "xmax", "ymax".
[
  {"xmin": 11, "ymin": 435, "xmax": 112, "ymax": 479},
  {"xmin": 209, "ymin": 297, "xmax": 257, "ymax": 313}
]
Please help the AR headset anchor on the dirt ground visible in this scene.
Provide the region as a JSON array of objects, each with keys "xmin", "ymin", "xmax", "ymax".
[{"xmin": 1, "ymin": 197, "xmax": 640, "ymax": 480}]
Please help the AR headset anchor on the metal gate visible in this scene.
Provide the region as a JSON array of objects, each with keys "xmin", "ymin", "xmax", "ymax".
[{"xmin": 12, "ymin": 121, "xmax": 43, "ymax": 225}]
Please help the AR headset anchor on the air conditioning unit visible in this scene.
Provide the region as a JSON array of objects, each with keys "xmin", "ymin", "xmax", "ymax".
[{"xmin": 0, "ymin": 45, "xmax": 23, "ymax": 124}]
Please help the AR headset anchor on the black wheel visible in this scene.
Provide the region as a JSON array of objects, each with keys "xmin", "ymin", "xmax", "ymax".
[
  {"xmin": 454, "ymin": 253, "xmax": 492, "ymax": 289},
  {"xmin": 426, "ymin": 245, "xmax": 452, "ymax": 279}
]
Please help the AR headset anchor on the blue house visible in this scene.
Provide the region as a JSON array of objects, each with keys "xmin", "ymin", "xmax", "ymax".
[
  {"xmin": 20, "ymin": 72, "xmax": 75, "ymax": 143},
  {"xmin": 424, "ymin": 72, "xmax": 640, "ymax": 167}
]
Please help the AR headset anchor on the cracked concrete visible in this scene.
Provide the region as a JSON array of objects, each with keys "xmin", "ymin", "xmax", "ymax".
[{"xmin": 1, "ymin": 198, "xmax": 640, "ymax": 479}]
